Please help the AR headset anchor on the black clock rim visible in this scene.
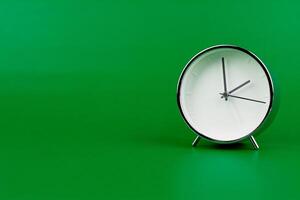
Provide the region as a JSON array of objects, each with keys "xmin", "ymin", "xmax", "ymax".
[{"xmin": 176, "ymin": 44, "xmax": 274, "ymax": 144}]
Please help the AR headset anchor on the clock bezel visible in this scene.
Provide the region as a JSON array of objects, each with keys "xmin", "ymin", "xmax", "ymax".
[{"xmin": 177, "ymin": 44, "xmax": 274, "ymax": 144}]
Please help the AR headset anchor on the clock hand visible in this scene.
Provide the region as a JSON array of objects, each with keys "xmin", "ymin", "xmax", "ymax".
[
  {"xmin": 221, "ymin": 80, "xmax": 250, "ymax": 98},
  {"xmin": 221, "ymin": 57, "xmax": 228, "ymax": 100},
  {"xmin": 219, "ymin": 93, "xmax": 266, "ymax": 104}
]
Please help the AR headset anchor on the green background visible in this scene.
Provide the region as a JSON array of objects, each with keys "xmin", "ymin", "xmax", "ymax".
[{"xmin": 0, "ymin": 0, "xmax": 298, "ymax": 199}]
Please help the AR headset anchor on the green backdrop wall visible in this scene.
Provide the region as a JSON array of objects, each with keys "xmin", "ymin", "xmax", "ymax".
[{"xmin": 0, "ymin": 1, "xmax": 299, "ymax": 199}]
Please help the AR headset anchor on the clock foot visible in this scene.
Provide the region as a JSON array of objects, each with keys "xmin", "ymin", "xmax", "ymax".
[
  {"xmin": 249, "ymin": 136, "xmax": 259, "ymax": 150},
  {"xmin": 192, "ymin": 136, "xmax": 201, "ymax": 147}
]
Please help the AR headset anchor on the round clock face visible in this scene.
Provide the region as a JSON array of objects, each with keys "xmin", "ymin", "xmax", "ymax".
[{"xmin": 177, "ymin": 45, "xmax": 273, "ymax": 143}]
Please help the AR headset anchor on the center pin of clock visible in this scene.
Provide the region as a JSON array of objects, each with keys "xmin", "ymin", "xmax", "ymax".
[{"xmin": 220, "ymin": 92, "xmax": 228, "ymax": 99}]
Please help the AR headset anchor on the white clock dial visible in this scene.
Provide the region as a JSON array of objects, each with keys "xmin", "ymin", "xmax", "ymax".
[{"xmin": 178, "ymin": 45, "xmax": 273, "ymax": 142}]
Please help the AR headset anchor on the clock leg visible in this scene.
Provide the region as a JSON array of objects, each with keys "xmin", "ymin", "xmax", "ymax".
[
  {"xmin": 249, "ymin": 136, "xmax": 259, "ymax": 150},
  {"xmin": 192, "ymin": 136, "xmax": 201, "ymax": 147}
]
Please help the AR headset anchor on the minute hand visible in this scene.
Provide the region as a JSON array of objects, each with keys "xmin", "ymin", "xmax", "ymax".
[
  {"xmin": 221, "ymin": 57, "xmax": 228, "ymax": 100},
  {"xmin": 227, "ymin": 94, "xmax": 266, "ymax": 104}
]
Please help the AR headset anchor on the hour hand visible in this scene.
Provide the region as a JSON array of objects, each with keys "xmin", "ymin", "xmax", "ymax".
[{"xmin": 221, "ymin": 80, "xmax": 250, "ymax": 98}]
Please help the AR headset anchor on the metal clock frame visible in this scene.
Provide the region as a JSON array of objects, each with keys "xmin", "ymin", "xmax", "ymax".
[{"xmin": 176, "ymin": 45, "xmax": 274, "ymax": 150}]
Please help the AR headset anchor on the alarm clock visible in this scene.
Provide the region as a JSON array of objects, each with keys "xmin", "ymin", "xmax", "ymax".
[{"xmin": 177, "ymin": 45, "xmax": 274, "ymax": 149}]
